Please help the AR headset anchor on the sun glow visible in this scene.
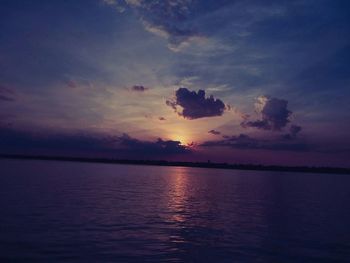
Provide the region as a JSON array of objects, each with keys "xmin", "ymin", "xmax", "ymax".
[{"xmin": 171, "ymin": 134, "xmax": 191, "ymax": 145}]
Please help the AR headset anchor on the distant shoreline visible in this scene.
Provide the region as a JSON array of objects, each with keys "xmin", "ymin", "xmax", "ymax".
[{"xmin": 0, "ymin": 154, "xmax": 349, "ymax": 175}]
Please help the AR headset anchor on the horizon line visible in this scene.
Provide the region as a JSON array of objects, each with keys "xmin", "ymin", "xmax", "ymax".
[{"xmin": 1, "ymin": 154, "xmax": 349, "ymax": 175}]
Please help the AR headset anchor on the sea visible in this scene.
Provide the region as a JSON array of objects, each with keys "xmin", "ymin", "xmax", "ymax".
[{"xmin": 0, "ymin": 159, "xmax": 349, "ymax": 262}]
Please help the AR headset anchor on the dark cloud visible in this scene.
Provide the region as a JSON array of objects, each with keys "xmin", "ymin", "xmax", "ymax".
[
  {"xmin": 158, "ymin": 117, "xmax": 166, "ymax": 121},
  {"xmin": 131, "ymin": 85, "xmax": 148, "ymax": 92},
  {"xmin": 208, "ymin": 129, "xmax": 221, "ymax": 135},
  {"xmin": 166, "ymin": 99, "xmax": 177, "ymax": 111},
  {"xmin": 241, "ymin": 119, "xmax": 270, "ymax": 130},
  {"xmin": 0, "ymin": 95, "xmax": 14, "ymax": 102},
  {"xmin": 282, "ymin": 124, "xmax": 302, "ymax": 140},
  {"xmin": 0, "ymin": 127, "xmax": 190, "ymax": 157},
  {"xmin": 290, "ymin": 125, "xmax": 302, "ymax": 136},
  {"xmin": 201, "ymin": 133, "xmax": 309, "ymax": 152},
  {"xmin": 0, "ymin": 85, "xmax": 15, "ymax": 102},
  {"xmin": 166, "ymin": 88, "xmax": 226, "ymax": 119},
  {"xmin": 241, "ymin": 96, "xmax": 292, "ymax": 131},
  {"xmin": 117, "ymin": 133, "xmax": 190, "ymax": 155},
  {"xmin": 0, "ymin": 128, "xmax": 111, "ymax": 154}
]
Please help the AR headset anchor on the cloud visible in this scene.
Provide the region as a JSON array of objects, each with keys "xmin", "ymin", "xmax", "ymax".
[
  {"xmin": 208, "ymin": 129, "xmax": 221, "ymax": 135},
  {"xmin": 0, "ymin": 127, "xmax": 191, "ymax": 157},
  {"xmin": 290, "ymin": 124, "xmax": 302, "ymax": 136},
  {"xmin": 166, "ymin": 87, "xmax": 226, "ymax": 119},
  {"xmin": 131, "ymin": 85, "xmax": 148, "ymax": 92},
  {"xmin": 0, "ymin": 85, "xmax": 16, "ymax": 102},
  {"xmin": 117, "ymin": 133, "xmax": 190, "ymax": 155},
  {"xmin": 0, "ymin": 128, "xmax": 112, "ymax": 153},
  {"xmin": 104, "ymin": 0, "xmax": 200, "ymax": 51},
  {"xmin": 158, "ymin": 117, "xmax": 166, "ymax": 121},
  {"xmin": 65, "ymin": 80, "xmax": 78, "ymax": 89},
  {"xmin": 241, "ymin": 95, "xmax": 292, "ymax": 131},
  {"xmin": 126, "ymin": 0, "xmax": 142, "ymax": 6},
  {"xmin": 142, "ymin": 21, "xmax": 203, "ymax": 52},
  {"xmin": 241, "ymin": 119, "xmax": 270, "ymax": 130},
  {"xmin": 103, "ymin": 0, "xmax": 117, "ymax": 5},
  {"xmin": 282, "ymin": 124, "xmax": 302, "ymax": 140},
  {"xmin": 201, "ymin": 133, "xmax": 309, "ymax": 152}
]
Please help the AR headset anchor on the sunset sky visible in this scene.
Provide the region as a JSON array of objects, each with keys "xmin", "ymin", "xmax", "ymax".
[{"xmin": 0, "ymin": 0, "xmax": 349, "ymax": 167}]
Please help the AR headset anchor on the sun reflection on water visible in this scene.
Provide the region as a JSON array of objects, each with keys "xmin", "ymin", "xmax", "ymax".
[{"xmin": 166, "ymin": 167, "xmax": 191, "ymax": 224}]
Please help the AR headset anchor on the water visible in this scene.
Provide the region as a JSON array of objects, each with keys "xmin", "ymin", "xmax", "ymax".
[{"xmin": 0, "ymin": 159, "xmax": 349, "ymax": 262}]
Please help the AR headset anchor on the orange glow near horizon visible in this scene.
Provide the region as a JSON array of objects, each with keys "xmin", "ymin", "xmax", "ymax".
[
  {"xmin": 170, "ymin": 133, "xmax": 191, "ymax": 145},
  {"xmin": 166, "ymin": 126, "xmax": 201, "ymax": 149}
]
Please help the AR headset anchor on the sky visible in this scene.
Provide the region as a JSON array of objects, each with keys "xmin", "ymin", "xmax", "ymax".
[{"xmin": 0, "ymin": 0, "xmax": 349, "ymax": 167}]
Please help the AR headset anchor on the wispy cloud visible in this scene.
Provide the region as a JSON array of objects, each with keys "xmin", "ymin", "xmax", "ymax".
[
  {"xmin": 208, "ymin": 129, "xmax": 221, "ymax": 135},
  {"xmin": 0, "ymin": 85, "xmax": 16, "ymax": 102},
  {"xmin": 201, "ymin": 133, "xmax": 309, "ymax": 152},
  {"xmin": 103, "ymin": 0, "xmax": 202, "ymax": 51}
]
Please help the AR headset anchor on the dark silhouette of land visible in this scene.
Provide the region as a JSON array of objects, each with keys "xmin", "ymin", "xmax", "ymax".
[{"xmin": 0, "ymin": 154, "xmax": 349, "ymax": 175}]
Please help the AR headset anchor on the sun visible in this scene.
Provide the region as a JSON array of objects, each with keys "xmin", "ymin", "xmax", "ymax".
[{"xmin": 171, "ymin": 134, "xmax": 190, "ymax": 145}]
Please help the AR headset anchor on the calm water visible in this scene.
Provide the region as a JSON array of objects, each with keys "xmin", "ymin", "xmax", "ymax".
[{"xmin": 0, "ymin": 160, "xmax": 349, "ymax": 262}]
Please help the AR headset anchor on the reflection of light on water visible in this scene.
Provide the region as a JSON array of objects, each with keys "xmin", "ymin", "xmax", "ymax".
[{"xmin": 167, "ymin": 167, "xmax": 190, "ymax": 224}]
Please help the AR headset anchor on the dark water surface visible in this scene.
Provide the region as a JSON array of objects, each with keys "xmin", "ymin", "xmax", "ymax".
[{"xmin": 0, "ymin": 159, "xmax": 349, "ymax": 262}]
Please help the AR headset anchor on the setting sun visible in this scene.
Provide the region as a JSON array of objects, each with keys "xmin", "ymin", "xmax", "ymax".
[{"xmin": 170, "ymin": 134, "xmax": 190, "ymax": 145}]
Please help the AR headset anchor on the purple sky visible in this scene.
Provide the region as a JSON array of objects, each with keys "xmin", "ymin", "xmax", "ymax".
[{"xmin": 0, "ymin": 0, "xmax": 350, "ymax": 167}]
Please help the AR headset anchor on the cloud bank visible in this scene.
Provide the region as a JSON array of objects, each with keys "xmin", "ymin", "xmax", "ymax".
[
  {"xmin": 0, "ymin": 127, "xmax": 191, "ymax": 158},
  {"xmin": 117, "ymin": 133, "xmax": 190, "ymax": 155},
  {"xmin": 201, "ymin": 133, "xmax": 309, "ymax": 152}
]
